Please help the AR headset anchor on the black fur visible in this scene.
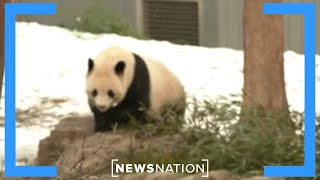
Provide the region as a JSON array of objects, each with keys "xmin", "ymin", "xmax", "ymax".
[
  {"xmin": 115, "ymin": 61, "xmax": 126, "ymax": 75},
  {"xmin": 91, "ymin": 53, "xmax": 151, "ymax": 132},
  {"xmin": 88, "ymin": 58, "xmax": 94, "ymax": 74}
]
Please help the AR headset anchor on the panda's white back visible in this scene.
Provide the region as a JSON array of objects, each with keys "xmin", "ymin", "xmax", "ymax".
[{"xmin": 141, "ymin": 56, "xmax": 186, "ymax": 115}]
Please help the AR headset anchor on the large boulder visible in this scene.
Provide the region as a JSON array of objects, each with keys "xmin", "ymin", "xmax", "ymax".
[
  {"xmin": 55, "ymin": 130, "xmax": 186, "ymax": 179},
  {"xmin": 35, "ymin": 115, "xmax": 186, "ymax": 179},
  {"xmin": 36, "ymin": 115, "xmax": 95, "ymax": 166},
  {"xmin": 34, "ymin": 116, "xmax": 284, "ymax": 180}
]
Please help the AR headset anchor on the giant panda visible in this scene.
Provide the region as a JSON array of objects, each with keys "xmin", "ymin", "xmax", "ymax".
[{"xmin": 86, "ymin": 46, "xmax": 186, "ymax": 132}]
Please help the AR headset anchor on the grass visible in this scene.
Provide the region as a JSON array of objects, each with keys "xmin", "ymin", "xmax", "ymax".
[{"xmin": 125, "ymin": 96, "xmax": 320, "ymax": 179}]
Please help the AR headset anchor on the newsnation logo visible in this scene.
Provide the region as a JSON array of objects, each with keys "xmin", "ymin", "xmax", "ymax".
[{"xmin": 111, "ymin": 159, "xmax": 209, "ymax": 178}]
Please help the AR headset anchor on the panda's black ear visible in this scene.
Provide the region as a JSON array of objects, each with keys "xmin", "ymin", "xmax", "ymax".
[
  {"xmin": 88, "ymin": 58, "xmax": 94, "ymax": 73},
  {"xmin": 115, "ymin": 61, "xmax": 126, "ymax": 75}
]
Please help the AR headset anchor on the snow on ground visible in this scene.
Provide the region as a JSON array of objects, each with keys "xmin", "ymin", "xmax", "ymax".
[{"xmin": 0, "ymin": 22, "xmax": 319, "ymax": 164}]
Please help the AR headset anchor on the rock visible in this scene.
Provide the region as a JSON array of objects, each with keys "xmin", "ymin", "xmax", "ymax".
[
  {"xmin": 144, "ymin": 172, "xmax": 184, "ymax": 180},
  {"xmin": 36, "ymin": 115, "xmax": 95, "ymax": 166},
  {"xmin": 243, "ymin": 176, "xmax": 284, "ymax": 180},
  {"xmin": 35, "ymin": 115, "xmax": 186, "ymax": 179},
  {"xmin": 56, "ymin": 130, "xmax": 134, "ymax": 178},
  {"xmin": 181, "ymin": 169, "xmax": 239, "ymax": 180},
  {"xmin": 121, "ymin": 173, "xmax": 148, "ymax": 180},
  {"xmin": 105, "ymin": 172, "xmax": 183, "ymax": 180},
  {"xmin": 55, "ymin": 130, "xmax": 187, "ymax": 179}
]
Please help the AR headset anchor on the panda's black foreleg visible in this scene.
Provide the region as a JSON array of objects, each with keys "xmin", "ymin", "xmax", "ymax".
[
  {"xmin": 93, "ymin": 113, "xmax": 113, "ymax": 132},
  {"xmin": 120, "ymin": 105, "xmax": 151, "ymax": 137},
  {"xmin": 90, "ymin": 105, "xmax": 115, "ymax": 132},
  {"xmin": 108, "ymin": 104, "xmax": 145, "ymax": 126},
  {"xmin": 92, "ymin": 104, "xmax": 147, "ymax": 132}
]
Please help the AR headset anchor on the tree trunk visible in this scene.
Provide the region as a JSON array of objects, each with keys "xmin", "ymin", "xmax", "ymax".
[
  {"xmin": 241, "ymin": 0, "xmax": 289, "ymax": 119},
  {"xmin": 0, "ymin": 0, "xmax": 15, "ymax": 104},
  {"xmin": 0, "ymin": 1, "xmax": 5, "ymax": 102}
]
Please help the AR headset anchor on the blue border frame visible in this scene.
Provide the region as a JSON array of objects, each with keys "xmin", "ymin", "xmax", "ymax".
[
  {"xmin": 2, "ymin": 1, "xmax": 317, "ymax": 179},
  {"xmin": 263, "ymin": 3, "xmax": 316, "ymax": 177},
  {"xmin": 4, "ymin": 3, "xmax": 57, "ymax": 177}
]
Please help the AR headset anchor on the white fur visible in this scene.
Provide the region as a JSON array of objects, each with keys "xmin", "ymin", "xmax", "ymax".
[
  {"xmin": 142, "ymin": 55, "xmax": 186, "ymax": 116},
  {"xmin": 86, "ymin": 46, "xmax": 136, "ymax": 111}
]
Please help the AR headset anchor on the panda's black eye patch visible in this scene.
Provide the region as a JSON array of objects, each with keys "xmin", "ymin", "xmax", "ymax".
[
  {"xmin": 92, "ymin": 89, "xmax": 98, "ymax": 97},
  {"xmin": 108, "ymin": 90, "xmax": 115, "ymax": 98},
  {"xmin": 115, "ymin": 61, "xmax": 126, "ymax": 75}
]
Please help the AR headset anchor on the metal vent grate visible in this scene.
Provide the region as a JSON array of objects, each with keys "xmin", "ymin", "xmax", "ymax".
[{"xmin": 143, "ymin": 0, "xmax": 199, "ymax": 45}]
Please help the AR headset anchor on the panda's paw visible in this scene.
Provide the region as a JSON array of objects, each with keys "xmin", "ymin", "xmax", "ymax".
[{"xmin": 94, "ymin": 124, "xmax": 112, "ymax": 133}]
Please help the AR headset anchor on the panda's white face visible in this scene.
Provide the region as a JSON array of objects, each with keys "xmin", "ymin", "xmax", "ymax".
[
  {"xmin": 86, "ymin": 46, "xmax": 136, "ymax": 112},
  {"xmin": 86, "ymin": 73, "xmax": 125, "ymax": 112}
]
